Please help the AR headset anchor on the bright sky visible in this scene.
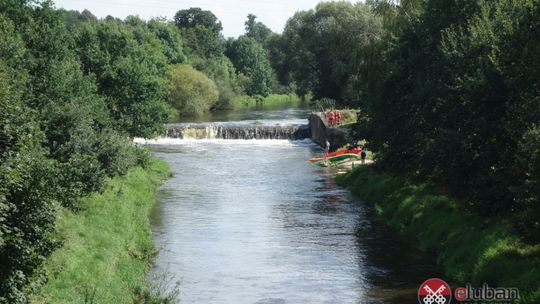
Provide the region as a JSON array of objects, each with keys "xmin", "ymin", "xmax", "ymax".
[{"xmin": 53, "ymin": 0, "xmax": 338, "ymax": 38}]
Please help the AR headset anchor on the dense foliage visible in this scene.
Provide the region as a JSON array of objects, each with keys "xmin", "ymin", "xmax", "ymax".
[
  {"xmin": 74, "ymin": 16, "xmax": 171, "ymax": 138},
  {"xmin": 169, "ymin": 64, "xmax": 219, "ymax": 117},
  {"xmin": 274, "ymin": 0, "xmax": 539, "ymax": 243},
  {"xmin": 0, "ymin": 1, "xmax": 176, "ymax": 302},
  {"xmin": 279, "ymin": 2, "xmax": 383, "ymax": 101},
  {"xmin": 355, "ymin": 0, "xmax": 540, "ymax": 240},
  {"xmin": 225, "ymin": 35, "xmax": 273, "ymax": 96},
  {"xmin": 0, "ymin": 3, "xmax": 291, "ymax": 299}
]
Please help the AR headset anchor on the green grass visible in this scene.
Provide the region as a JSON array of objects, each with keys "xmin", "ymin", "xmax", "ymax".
[
  {"xmin": 336, "ymin": 109, "xmax": 358, "ymax": 126},
  {"xmin": 31, "ymin": 157, "xmax": 171, "ymax": 304},
  {"xmin": 336, "ymin": 166, "xmax": 540, "ymax": 304},
  {"xmin": 233, "ymin": 94, "xmax": 301, "ymax": 109}
]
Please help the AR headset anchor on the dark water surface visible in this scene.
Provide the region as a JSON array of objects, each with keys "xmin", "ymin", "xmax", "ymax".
[{"xmin": 146, "ymin": 109, "xmax": 441, "ymax": 304}]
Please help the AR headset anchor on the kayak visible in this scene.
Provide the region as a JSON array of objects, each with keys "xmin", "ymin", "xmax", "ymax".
[{"xmin": 309, "ymin": 148, "xmax": 361, "ymax": 165}]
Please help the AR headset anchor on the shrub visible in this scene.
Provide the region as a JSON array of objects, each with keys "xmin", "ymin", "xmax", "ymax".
[{"xmin": 168, "ymin": 64, "xmax": 219, "ymax": 117}]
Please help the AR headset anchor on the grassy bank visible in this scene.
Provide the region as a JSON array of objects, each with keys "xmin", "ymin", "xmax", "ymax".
[
  {"xmin": 336, "ymin": 166, "xmax": 540, "ymax": 303},
  {"xmin": 233, "ymin": 94, "xmax": 301, "ymax": 109},
  {"xmin": 31, "ymin": 157, "xmax": 171, "ymax": 304}
]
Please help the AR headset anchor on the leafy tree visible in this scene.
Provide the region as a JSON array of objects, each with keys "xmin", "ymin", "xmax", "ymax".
[
  {"xmin": 513, "ymin": 126, "xmax": 540, "ymax": 241},
  {"xmin": 173, "ymin": 8, "xmax": 224, "ymax": 58},
  {"xmin": 174, "ymin": 7, "xmax": 222, "ymax": 33},
  {"xmin": 74, "ymin": 18, "xmax": 170, "ymax": 138},
  {"xmin": 281, "ymin": 2, "xmax": 383, "ymax": 101},
  {"xmin": 360, "ymin": 0, "xmax": 540, "ymax": 220},
  {"xmin": 168, "ymin": 64, "xmax": 219, "ymax": 117},
  {"xmin": 190, "ymin": 55, "xmax": 238, "ymax": 110},
  {"xmin": 245, "ymin": 14, "xmax": 272, "ymax": 45},
  {"xmin": 266, "ymin": 33, "xmax": 294, "ymax": 93},
  {"xmin": 172, "ymin": 8, "xmax": 240, "ymax": 110},
  {"xmin": 147, "ymin": 18, "xmax": 187, "ymax": 64},
  {"xmin": 58, "ymin": 8, "xmax": 97, "ymax": 30},
  {"xmin": 0, "ymin": 60, "xmax": 57, "ymax": 304},
  {"xmin": 0, "ymin": 4, "xmax": 150, "ymax": 300},
  {"xmin": 225, "ymin": 36, "xmax": 273, "ymax": 96}
]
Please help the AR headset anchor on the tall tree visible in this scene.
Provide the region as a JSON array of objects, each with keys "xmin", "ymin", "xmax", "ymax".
[
  {"xmin": 74, "ymin": 18, "xmax": 170, "ymax": 138},
  {"xmin": 360, "ymin": 0, "xmax": 540, "ymax": 219},
  {"xmin": 173, "ymin": 8, "xmax": 224, "ymax": 58},
  {"xmin": 281, "ymin": 2, "xmax": 383, "ymax": 101},
  {"xmin": 174, "ymin": 7, "xmax": 222, "ymax": 34},
  {"xmin": 245, "ymin": 14, "xmax": 272, "ymax": 45},
  {"xmin": 225, "ymin": 36, "xmax": 273, "ymax": 96}
]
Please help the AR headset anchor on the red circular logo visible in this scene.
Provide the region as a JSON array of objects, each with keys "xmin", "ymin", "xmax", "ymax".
[{"xmin": 418, "ymin": 278, "xmax": 452, "ymax": 304}]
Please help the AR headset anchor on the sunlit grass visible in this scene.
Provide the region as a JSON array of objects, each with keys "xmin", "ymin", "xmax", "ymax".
[
  {"xmin": 31, "ymin": 158, "xmax": 171, "ymax": 304},
  {"xmin": 336, "ymin": 167, "xmax": 540, "ymax": 304}
]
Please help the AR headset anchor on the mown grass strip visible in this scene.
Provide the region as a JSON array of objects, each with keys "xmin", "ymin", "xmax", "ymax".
[{"xmin": 31, "ymin": 158, "xmax": 171, "ymax": 304}]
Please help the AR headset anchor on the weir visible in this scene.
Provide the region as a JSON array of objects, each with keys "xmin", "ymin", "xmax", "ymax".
[{"xmin": 164, "ymin": 122, "xmax": 311, "ymax": 140}]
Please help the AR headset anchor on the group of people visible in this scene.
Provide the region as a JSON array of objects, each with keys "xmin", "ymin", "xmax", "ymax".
[{"xmin": 326, "ymin": 110, "xmax": 342, "ymax": 126}]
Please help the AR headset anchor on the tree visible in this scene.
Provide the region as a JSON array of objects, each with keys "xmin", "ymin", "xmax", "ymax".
[
  {"xmin": 266, "ymin": 33, "xmax": 294, "ymax": 92},
  {"xmin": 173, "ymin": 8, "xmax": 224, "ymax": 58},
  {"xmin": 147, "ymin": 18, "xmax": 187, "ymax": 64},
  {"xmin": 74, "ymin": 18, "xmax": 170, "ymax": 138},
  {"xmin": 245, "ymin": 14, "xmax": 272, "ymax": 45},
  {"xmin": 174, "ymin": 7, "xmax": 222, "ymax": 33},
  {"xmin": 58, "ymin": 8, "xmax": 97, "ymax": 30},
  {"xmin": 281, "ymin": 2, "xmax": 383, "ymax": 101},
  {"xmin": 168, "ymin": 64, "xmax": 219, "ymax": 117},
  {"xmin": 359, "ymin": 0, "xmax": 540, "ymax": 218},
  {"xmin": 0, "ymin": 2, "xmax": 168, "ymax": 301},
  {"xmin": 0, "ymin": 20, "xmax": 58, "ymax": 302},
  {"xmin": 225, "ymin": 36, "xmax": 273, "ymax": 96}
]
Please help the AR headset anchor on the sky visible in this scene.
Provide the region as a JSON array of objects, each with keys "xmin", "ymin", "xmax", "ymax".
[{"xmin": 53, "ymin": 0, "xmax": 337, "ymax": 38}]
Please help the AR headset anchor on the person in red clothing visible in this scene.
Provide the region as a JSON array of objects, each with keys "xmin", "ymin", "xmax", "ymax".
[
  {"xmin": 336, "ymin": 111, "xmax": 342, "ymax": 125},
  {"xmin": 328, "ymin": 111, "xmax": 335, "ymax": 125}
]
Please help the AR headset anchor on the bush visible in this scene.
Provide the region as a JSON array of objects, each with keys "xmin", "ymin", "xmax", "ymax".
[
  {"xmin": 311, "ymin": 98, "xmax": 336, "ymax": 111},
  {"xmin": 133, "ymin": 146, "xmax": 152, "ymax": 169},
  {"xmin": 0, "ymin": 64, "xmax": 58, "ymax": 304},
  {"xmin": 168, "ymin": 64, "xmax": 219, "ymax": 117},
  {"xmin": 94, "ymin": 131, "xmax": 135, "ymax": 176},
  {"xmin": 190, "ymin": 56, "xmax": 239, "ymax": 111}
]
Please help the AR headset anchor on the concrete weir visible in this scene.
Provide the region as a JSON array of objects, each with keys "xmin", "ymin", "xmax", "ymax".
[
  {"xmin": 161, "ymin": 113, "xmax": 348, "ymax": 149},
  {"xmin": 308, "ymin": 113, "xmax": 348, "ymax": 151},
  {"xmin": 164, "ymin": 123, "xmax": 311, "ymax": 140}
]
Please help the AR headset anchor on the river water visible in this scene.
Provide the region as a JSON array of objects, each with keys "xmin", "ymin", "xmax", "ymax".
[{"xmin": 145, "ymin": 107, "xmax": 441, "ymax": 304}]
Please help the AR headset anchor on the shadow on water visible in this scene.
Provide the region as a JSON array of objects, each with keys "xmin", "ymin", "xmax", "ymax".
[{"xmin": 353, "ymin": 204, "xmax": 444, "ymax": 303}]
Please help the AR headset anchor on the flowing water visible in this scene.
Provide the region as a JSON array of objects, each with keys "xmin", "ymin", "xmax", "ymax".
[{"xmin": 144, "ymin": 107, "xmax": 442, "ymax": 304}]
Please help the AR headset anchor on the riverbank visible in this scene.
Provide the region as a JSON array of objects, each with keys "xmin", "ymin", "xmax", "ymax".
[
  {"xmin": 335, "ymin": 166, "xmax": 540, "ymax": 303},
  {"xmin": 31, "ymin": 157, "xmax": 171, "ymax": 303}
]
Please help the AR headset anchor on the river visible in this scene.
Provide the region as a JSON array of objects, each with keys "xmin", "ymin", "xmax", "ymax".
[{"xmin": 143, "ymin": 107, "xmax": 441, "ymax": 304}]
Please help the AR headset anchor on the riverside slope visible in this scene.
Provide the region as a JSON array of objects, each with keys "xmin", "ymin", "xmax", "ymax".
[
  {"xmin": 32, "ymin": 158, "xmax": 171, "ymax": 303},
  {"xmin": 336, "ymin": 166, "xmax": 540, "ymax": 304}
]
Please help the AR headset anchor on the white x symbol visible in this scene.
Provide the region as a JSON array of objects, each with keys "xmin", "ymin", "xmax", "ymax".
[{"xmin": 423, "ymin": 284, "xmax": 447, "ymax": 304}]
